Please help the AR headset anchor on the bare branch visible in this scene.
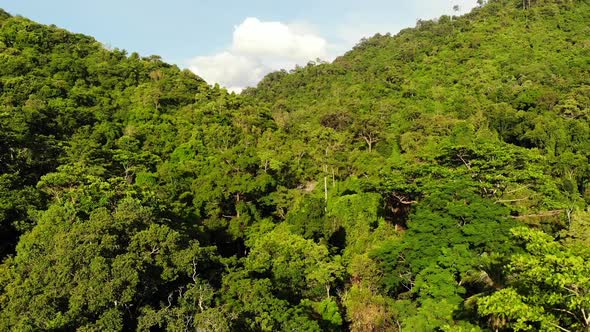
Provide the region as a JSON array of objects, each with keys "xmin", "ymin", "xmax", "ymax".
[
  {"xmin": 547, "ymin": 322, "xmax": 572, "ymax": 332},
  {"xmin": 550, "ymin": 308, "xmax": 581, "ymax": 323},
  {"xmin": 457, "ymin": 154, "xmax": 472, "ymax": 170},
  {"xmin": 392, "ymin": 192, "xmax": 417, "ymax": 205},
  {"xmin": 495, "ymin": 198, "xmax": 530, "ymax": 203}
]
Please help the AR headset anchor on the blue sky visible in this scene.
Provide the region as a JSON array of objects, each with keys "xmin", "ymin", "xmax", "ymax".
[{"xmin": 2, "ymin": 0, "xmax": 477, "ymax": 91}]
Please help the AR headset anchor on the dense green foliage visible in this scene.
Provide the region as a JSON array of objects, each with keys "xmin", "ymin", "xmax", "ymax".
[{"xmin": 0, "ymin": 0, "xmax": 589, "ymax": 330}]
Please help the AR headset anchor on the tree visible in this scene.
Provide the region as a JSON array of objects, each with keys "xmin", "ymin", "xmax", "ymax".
[
  {"xmin": 352, "ymin": 113, "xmax": 385, "ymax": 152},
  {"xmin": 0, "ymin": 198, "xmax": 218, "ymax": 331},
  {"xmin": 244, "ymin": 223, "xmax": 344, "ymax": 299},
  {"xmin": 478, "ymin": 227, "xmax": 590, "ymax": 331}
]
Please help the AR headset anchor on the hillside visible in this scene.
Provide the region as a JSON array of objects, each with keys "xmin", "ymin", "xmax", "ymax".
[
  {"xmin": 1, "ymin": 1, "xmax": 589, "ymax": 331},
  {"xmin": 246, "ymin": 0, "xmax": 589, "ymax": 172}
]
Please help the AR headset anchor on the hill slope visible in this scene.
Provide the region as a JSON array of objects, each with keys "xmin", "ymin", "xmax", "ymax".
[
  {"xmin": 1, "ymin": 1, "xmax": 589, "ymax": 331},
  {"xmin": 246, "ymin": 0, "xmax": 589, "ymax": 168}
]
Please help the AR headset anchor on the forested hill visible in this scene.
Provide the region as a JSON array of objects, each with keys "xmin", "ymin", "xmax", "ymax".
[
  {"xmin": 246, "ymin": 0, "xmax": 589, "ymax": 162},
  {"xmin": 0, "ymin": 0, "xmax": 589, "ymax": 331}
]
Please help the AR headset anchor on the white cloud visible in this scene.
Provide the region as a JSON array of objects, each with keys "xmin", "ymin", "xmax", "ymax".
[
  {"xmin": 188, "ymin": 17, "xmax": 329, "ymax": 92},
  {"xmin": 188, "ymin": 51, "xmax": 267, "ymax": 93},
  {"xmin": 232, "ymin": 17, "xmax": 328, "ymax": 61}
]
